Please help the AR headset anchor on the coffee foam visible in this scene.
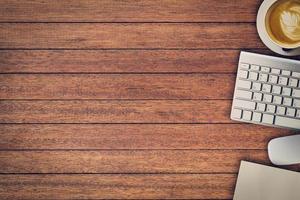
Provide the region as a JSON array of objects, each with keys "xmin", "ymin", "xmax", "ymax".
[{"xmin": 267, "ymin": 0, "xmax": 300, "ymax": 46}]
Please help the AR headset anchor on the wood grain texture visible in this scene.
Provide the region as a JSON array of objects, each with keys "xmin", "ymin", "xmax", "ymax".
[
  {"xmin": 0, "ymin": 124, "xmax": 296, "ymax": 150},
  {"xmin": 4, "ymin": 50, "xmax": 300, "ymax": 74},
  {"xmin": 0, "ymin": 100, "xmax": 231, "ymax": 123},
  {"xmin": 0, "ymin": 0, "xmax": 262, "ymax": 23},
  {"xmin": 0, "ymin": 74, "xmax": 235, "ymax": 99},
  {"xmin": 0, "ymin": 174, "xmax": 235, "ymax": 199},
  {"xmin": 2, "ymin": 0, "xmax": 299, "ymax": 199},
  {"xmin": 0, "ymin": 50, "xmax": 242, "ymax": 73},
  {"xmin": 2, "ymin": 50, "xmax": 285, "ymax": 74},
  {"xmin": 0, "ymin": 23, "xmax": 263, "ymax": 49},
  {"xmin": 0, "ymin": 150, "xmax": 268, "ymax": 173}
]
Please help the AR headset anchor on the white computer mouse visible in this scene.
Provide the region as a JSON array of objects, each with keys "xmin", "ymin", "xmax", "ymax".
[{"xmin": 268, "ymin": 135, "xmax": 300, "ymax": 165}]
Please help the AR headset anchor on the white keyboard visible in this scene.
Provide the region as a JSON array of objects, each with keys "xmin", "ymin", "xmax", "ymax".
[{"xmin": 231, "ymin": 51, "xmax": 300, "ymax": 129}]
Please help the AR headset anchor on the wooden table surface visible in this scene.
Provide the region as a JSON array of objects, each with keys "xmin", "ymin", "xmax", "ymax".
[{"xmin": 0, "ymin": 0, "xmax": 299, "ymax": 199}]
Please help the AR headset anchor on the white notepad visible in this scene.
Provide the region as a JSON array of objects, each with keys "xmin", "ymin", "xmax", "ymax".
[{"xmin": 233, "ymin": 161, "xmax": 300, "ymax": 200}]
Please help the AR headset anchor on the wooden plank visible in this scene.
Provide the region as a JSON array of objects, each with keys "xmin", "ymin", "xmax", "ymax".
[
  {"xmin": 0, "ymin": 150, "xmax": 269, "ymax": 173},
  {"xmin": 0, "ymin": 23, "xmax": 263, "ymax": 49},
  {"xmin": 1, "ymin": 50, "xmax": 281, "ymax": 74},
  {"xmin": 2, "ymin": 50, "xmax": 297, "ymax": 74},
  {"xmin": 0, "ymin": 124, "xmax": 295, "ymax": 150},
  {"xmin": 0, "ymin": 100, "xmax": 231, "ymax": 123},
  {"xmin": 0, "ymin": 0, "xmax": 262, "ymax": 23},
  {"xmin": 0, "ymin": 50, "xmax": 242, "ymax": 73},
  {"xmin": 0, "ymin": 74, "xmax": 235, "ymax": 99},
  {"xmin": 0, "ymin": 174, "xmax": 235, "ymax": 199}
]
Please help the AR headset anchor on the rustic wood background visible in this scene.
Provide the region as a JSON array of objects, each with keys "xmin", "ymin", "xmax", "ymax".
[{"xmin": 0, "ymin": 0, "xmax": 299, "ymax": 199}]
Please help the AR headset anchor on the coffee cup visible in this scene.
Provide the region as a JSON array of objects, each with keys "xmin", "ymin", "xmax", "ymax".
[{"xmin": 257, "ymin": 0, "xmax": 300, "ymax": 50}]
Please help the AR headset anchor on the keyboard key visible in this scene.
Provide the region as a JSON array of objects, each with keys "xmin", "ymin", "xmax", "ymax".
[
  {"xmin": 273, "ymin": 96, "xmax": 282, "ymax": 104},
  {"xmin": 249, "ymin": 72, "xmax": 258, "ymax": 80},
  {"xmin": 252, "ymin": 112, "xmax": 262, "ymax": 122},
  {"xmin": 231, "ymin": 109, "xmax": 242, "ymax": 119},
  {"xmin": 272, "ymin": 85, "xmax": 281, "ymax": 94},
  {"xmin": 282, "ymin": 70, "xmax": 291, "ymax": 76},
  {"xmin": 292, "ymin": 72, "xmax": 300, "ymax": 78},
  {"xmin": 293, "ymin": 99, "xmax": 300, "ymax": 108},
  {"xmin": 234, "ymin": 99, "xmax": 256, "ymax": 110},
  {"xmin": 266, "ymin": 104, "xmax": 276, "ymax": 113},
  {"xmin": 252, "ymin": 82, "xmax": 262, "ymax": 91},
  {"xmin": 253, "ymin": 92, "xmax": 262, "ymax": 101},
  {"xmin": 257, "ymin": 103, "xmax": 266, "ymax": 112},
  {"xmin": 263, "ymin": 94, "xmax": 272, "ymax": 103},
  {"xmin": 239, "ymin": 70, "xmax": 248, "ymax": 79},
  {"xmin": 262, "ymin": 114, "xmax": 274, "ymax": 124},
  {"xmin": 261, "ymin": 66, "xmax": 270, "ymax": 73},
  {"xmin": 271, "ymin": 68, "xmax": 281, "ymax": 74},
  {"xmin": 259, "ymin": 73, "xmax": 268, "ymax": 82},
  {"xmin": 278, "ymin": 77, "xmax": 288, "ymax": 85},
  {"xmin": 243, "ymin": 110, "xmax": 252, "ymax": 120},
  {"xmin": 283, "ymin": 97, "xmax": 293, "ymax": 106},
  {"xmin": 235, "ymin": 90, "xmax": 252, "ymax": 99},
  {"xmin": 237, "ymin": 80, "xmax": 252, "ymax": 89},
  {"xmin": 276, "ymin": 106, "xmax": 286, "ymax": 115},
  {"xmin": 250, "ymin": 65, "xmax": 260, "ymax": 71},
  {"xmin": 292, "ymin": 88, "xmax": 300, "ymax": 98},
  {"xmin": 282, "ymin": 87, "xmax": 292, "ymax": 96},
  {"xmin": 262, "ymin": 84, "xmax": 272, "ymax": 93},
  {"xmin": 296, "ymin": 110, "xmax": 300, "ymax": 118},
  {"xmin": 240, "ymin": 63, "xmax": 250, "ymax": 70},
  {"xmin": 275, "ymin": 116, "xmax": 300, "ymax": 129},
  {"xmin": 286, "ymin": 108, "xmax": 296, "ymax": 117},
  {"xmin": 269, "ymin": 75, "xmax": 278, "ymax": 84},
  {"xmin": 289, "ymin": 78, "xmax": 298, "ymax": 87}
]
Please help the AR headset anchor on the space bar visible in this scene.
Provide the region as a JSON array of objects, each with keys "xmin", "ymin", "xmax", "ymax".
[{"xmin": 275, "ymin": 116, "xmax": 300, "ymax": 129}]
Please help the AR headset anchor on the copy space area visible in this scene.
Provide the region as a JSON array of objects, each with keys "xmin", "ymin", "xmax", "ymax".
[{"xmin": 0, "ymin": 0, "xmax": 299, "ymax": 199}]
